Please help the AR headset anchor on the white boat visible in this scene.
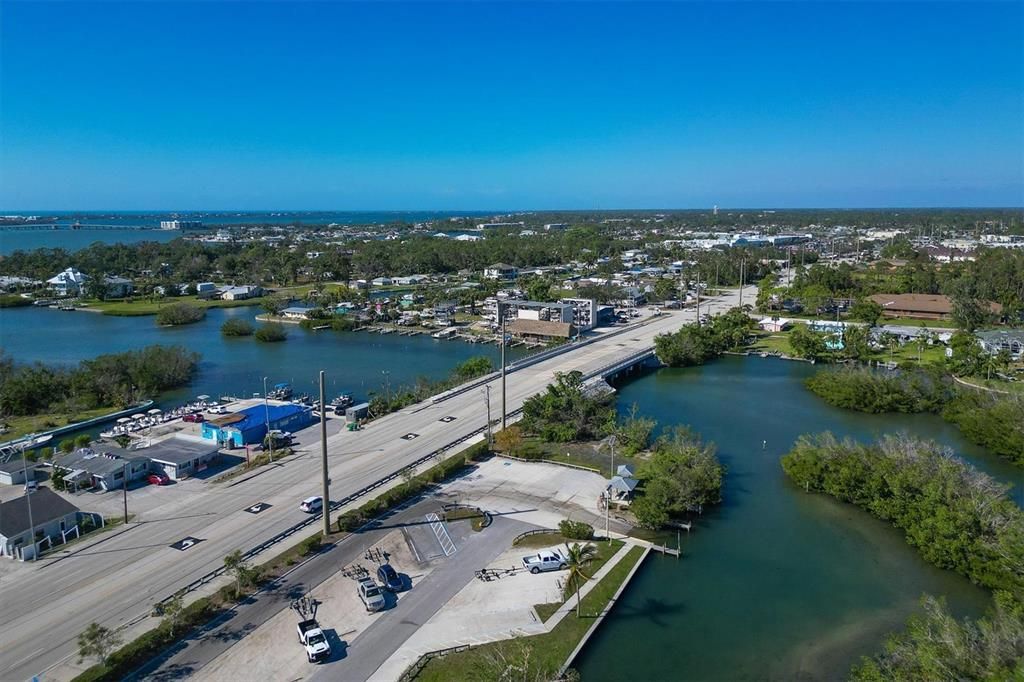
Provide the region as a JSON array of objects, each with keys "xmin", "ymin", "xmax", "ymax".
[{"xmin": 432, "ymin": 326, "xmax": 458, "ymax": 339}]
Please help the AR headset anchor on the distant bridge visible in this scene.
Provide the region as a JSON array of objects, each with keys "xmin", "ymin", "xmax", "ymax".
[{"xmin": 0, "ymin": 224, "xmax": 174, "ymax": 231}]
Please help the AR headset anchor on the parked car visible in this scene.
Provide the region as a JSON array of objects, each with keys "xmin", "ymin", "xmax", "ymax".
[
  {"xmin": 357, "ymin": 576, "xmax": 386, "ymax": 611},
  {"xmin": 376, "ymin": 563, "xmax": 403, "ymax": 592},
  {"xmin": 296, "ymin": 619, "xmax": 331, "ymax": 663},
  {"xmin": 522, "ymin": 549, "xmax": 567, "ymax": 574},
  {"xmin": 209, "ymin": 405, "xmax": 227, "ymax": 415},
  {"xmin": 299, "ymin": 496, "xmax": 323, "ymax": 513},
  {"xmin": 183, "ymin": 413, "xmax": 205, "ymax": 423},
  {"xmin": 147, "ymin": 473, "xmax": 171, "ymax": 486}
]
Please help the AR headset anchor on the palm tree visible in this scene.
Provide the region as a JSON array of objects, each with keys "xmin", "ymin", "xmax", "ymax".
[{"xmin": 563, "ymin": 542, "xmax": 599, "ymax": 617}]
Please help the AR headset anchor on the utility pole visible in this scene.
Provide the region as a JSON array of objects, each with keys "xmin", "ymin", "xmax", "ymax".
[
  {"xmin": 695, "ymin": 270, "xmax": 701, "ymax": 325},
  {"xmin": 319, "ymin": 370, "xmax": 330, "ymax": 536},
  {"xmin": 382, "ymin": 370, "xmax": 391, "ymax": 407},
  {"xmin": 605, "ymin": 436, "xmax": 616, "ymax": 541},
  {"xmin": 122, "ymin": 462, "xmax": 129, "ymax": 524},
  {"xmin": 738, "ymin": 260, "xmax": 745, "ymax": 308},
  {"xmin": 500, "ymin": 304, "xmax": 507, "ymax": 430},
  {"xmin": 263, "ymin": 376, "xmax": 274, "ymax": 463},
  {"xmin": 483, "ymin": 385, "xmax": 493, "ymax": 448},
  {"xmin": 20, "ymin": 442, "xmax": 36, "ymax": 561}
]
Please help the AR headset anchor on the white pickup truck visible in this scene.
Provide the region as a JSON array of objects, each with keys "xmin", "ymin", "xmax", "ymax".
[
  {"xmin": 296, "ymin": 619, "xmax": 331, "ymax": 663},
  {"xmin": 522, "ymin": 549, "xmax": 567, "ymax": 574}
]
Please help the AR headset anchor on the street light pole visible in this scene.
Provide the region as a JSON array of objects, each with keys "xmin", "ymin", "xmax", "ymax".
[
  {"xmin": 319, "ymin": 370, "xmax": 330, "ymax": 536},
  {"xmin": 500, "ymin": 305, "xmax": 507, "ymax": 430},
  {"xmin": 263, "ymin": 376, "xmax": 274, "ymax": 463},
  {"xmin": 122, "ymin": 462, "xmax": 129, "ymax": 524},
  {"xmin": 483, "ymin": 385, "xmax": 493, "ymax": 449},
  {"xmin": 19, "ymin": 434, "xmax": 49, "ymax": 561},
  {"xmin": 382, "ymin": 370, "xmax": 391, "ymax": 406}
]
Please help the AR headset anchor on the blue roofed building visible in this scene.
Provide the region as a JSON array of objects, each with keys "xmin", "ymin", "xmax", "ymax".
[{"xmin": 200, "ymin": 402, "xmax": 314, "ymax": 447}]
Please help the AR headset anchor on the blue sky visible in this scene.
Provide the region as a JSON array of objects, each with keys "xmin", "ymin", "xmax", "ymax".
[{"xmin": 1, "ymin": 1, "xmax": 1021, "ymax": 210}]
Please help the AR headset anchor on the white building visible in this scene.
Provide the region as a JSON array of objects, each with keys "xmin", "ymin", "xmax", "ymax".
[
  {"xmin": 46, "ymin": 268, "xmax": 88, "ymax": 296},
  {"xmin": 484, "ymin": 263, "xmax": 518, "ymax": 281}
]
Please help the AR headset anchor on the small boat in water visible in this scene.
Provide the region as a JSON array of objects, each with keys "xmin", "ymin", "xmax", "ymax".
[{"xmin": 268, "ymin": 382, "xmax": 293, "ymax": 400}]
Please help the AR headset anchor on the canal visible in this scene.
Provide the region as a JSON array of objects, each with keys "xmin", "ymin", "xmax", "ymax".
[
  {"xmin": 576, "ymin": 355, "xmax": 1021, "ymax": 681},
  {"xmin": 0, "ymin": 305, "xmax": 526, "ymax": 410}
]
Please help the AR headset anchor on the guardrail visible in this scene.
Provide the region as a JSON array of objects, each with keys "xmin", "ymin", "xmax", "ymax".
[
  {"xmin": 494, "ymin": 453, "xmax": 601, "ymax": 474},
  {"xmin": 430, "ymin": 314, "xmax": 665, "ymax": 405},
  {"xmin": 148, "ymin": 407, "xmax": 525, "ymax": 615},
  {"xmin": 511, "ymin": 527, "xmax": 560, "ymax": 545},
  {"xmin": 399, "ymin": 643, "xmax": 475, "ymax": 682}
]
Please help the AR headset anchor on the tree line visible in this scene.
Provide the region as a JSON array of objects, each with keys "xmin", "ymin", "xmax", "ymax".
[
  {"xmin": 804, "ymin": 366, "xmax": 1024, "ymax": 466},
  {"xmin": 0, "ymin": 345, "xmax": 199, "ymax": 417},
  {"xmin": 781, "ymin": 433, "xmax": 1024, "ymax": 678},
  {"xmin": 653, "ymin": 307, "xmax": 758, "ymax": 366}
]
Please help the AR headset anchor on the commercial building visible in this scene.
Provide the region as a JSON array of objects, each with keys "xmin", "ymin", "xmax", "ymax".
[
  {"xmin": 561, "ymin": 298, "xmax": 599, "ymax": 331},
  {"xmin": 506, "ymin": 318, "xmax": 574, "ymax": 342},
  {"xmin": 48, "ymin": 450, "xmax": 151, "ymax": 492},
  {"xmin": 0, "ymin": 488, "xmax": 102, "ymax": 561},
  {"xmin": 160, "ymin": 220, "xmax": 203, "ymax": 230},
  {"xmin": 869, "ymin": 293, "xmax": 1002, "ymax": 321},
  {"xmin": 201, "ymin": 402, "xmax": 314, "ymax": 447},
  {"xmin": 136, "ymin": 436, "xmax": 221, "ymax": 480}
]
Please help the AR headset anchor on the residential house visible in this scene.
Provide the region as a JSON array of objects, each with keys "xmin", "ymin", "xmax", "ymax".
[
  {"xmin": 434, "ymin": 301, "xmax": 458, "ymax": 326},
  {"xmin": 46, "ymin": 267, "xmax": 88, "ymax": 296},
  {"xmin": 758, "ymin": 317, "xmax": 792, "ymax": 333},
  {"xmin": 280, "ymin": 306, "xmax": 315, "ymax": 321},
  {"xmin": 976, "ymin": 329, "xmax": 1024, "ymax": 360},
  {"xmin": 484, "ymin": 263, "xmax": 518, "ymax": 281},
  {"xmin": 0, "ymin": 488, "xmax": 102, "ymax": 560},
  {"xmin": 221, "ymin": 285, "xmax": 263, "ymax": 301},
  {"xmin": 103, "ymin": 275, "xmax": 134, "ymax": 298},
  {"xmin": 371, "ymin": 277, "xmax": 394, "ymax": 287}
]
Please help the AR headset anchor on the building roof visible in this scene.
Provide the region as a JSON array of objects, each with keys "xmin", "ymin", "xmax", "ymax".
[
  {"xmin": 977, "ymin": 329, "xmax": 1024, "ymax": 344},
  {"xmin": 281, "ymin": 306, "xmax": 313, "ymax": 315},
  {"xmin": 608, "ymin": 476, "xmax": 639, "ymax": 493},
  {"xmin": 0, "ymin": 457, "xmax": 31, "ymax": 474},
  {"xmin": 51, "ymin": 449, "xmax": 149, "ymax": 478},
  {"xmin": 131, "ymin": 436, "xmax": 219, "ymax": 466},
  {"xmin": 0, "ymin": 488, "xmax": 81, "ymax": 538},
  {"xmin": 869, "ymin": 293, "xmax": 1002, "ymax": 315},
  {"xmin": 506, "ymin": 319, "xmax": 573, "ymax": 338},
  {"xmin": 215, "ymin": 403, "xmax": 312, "ymax": 434},
  {"xmin": 486, "ymin": 263, "xmax": 516, "ymax": 270}
]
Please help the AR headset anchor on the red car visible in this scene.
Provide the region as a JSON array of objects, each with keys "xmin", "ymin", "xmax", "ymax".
[
  {"xmin": 183, "ymin": 413, "xmax": 205, "ymax": 423},
  {"xmin": 147, "ymin": 473, "xmax": 171, "ymax": 486}
]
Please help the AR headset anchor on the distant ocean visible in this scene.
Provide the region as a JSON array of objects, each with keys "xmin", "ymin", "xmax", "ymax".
[{"xmin": 0, "ymin": 210, "xmax": 496, "ymax": 255}]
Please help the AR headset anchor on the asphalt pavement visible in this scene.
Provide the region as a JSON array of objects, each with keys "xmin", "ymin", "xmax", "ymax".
[{"xmin": 0, "ymin": 285, "xmax": 750, "ymax": 681}]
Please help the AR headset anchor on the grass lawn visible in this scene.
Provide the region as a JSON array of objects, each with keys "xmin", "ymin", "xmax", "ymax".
[
  {"xmin": 417, "ymin": 545, "xmax": 645, "ymax": 681},
  {"xmin": 82, "ymin": 295, "xmax": 270, "ymax": 316},
  {"xmin": 2, "ymin": 406, "xmax": 117, "ymax": 441}
]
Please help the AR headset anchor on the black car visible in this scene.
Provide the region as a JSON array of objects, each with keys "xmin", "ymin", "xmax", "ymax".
[{"xmin": 377, "ymin": 563, "xmax": 404, "ymax": 592}]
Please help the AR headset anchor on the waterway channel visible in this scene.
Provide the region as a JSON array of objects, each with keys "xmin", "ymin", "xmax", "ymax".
[
  {"xmin": 577, "ymin": 355, "xmax": 1021, "ymax": 681},
  {"xmin": 2, "ymin": 306, "xmax": 1020, "ymax": 680},
  {"xmin": 0, "ymin": 305, "xmax": 526, "ymax": 413}
]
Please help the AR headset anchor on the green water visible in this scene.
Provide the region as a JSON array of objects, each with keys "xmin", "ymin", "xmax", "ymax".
[{"xmin": 577, "ymin": 356, "xmax": 1021, "ymax": 682}]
